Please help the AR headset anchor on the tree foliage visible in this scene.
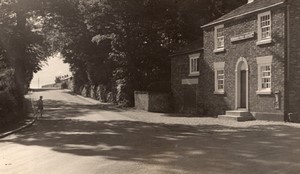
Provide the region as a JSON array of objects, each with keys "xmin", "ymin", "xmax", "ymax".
[
  {"xmin": 0, "ymin": 0, "xmax": 247, "ymax": 107},
  {"xmin": 0, "ymin": 0, "xmax": 54, "ymax": 94},
  {"xmin": 56, "ymin": 0, "xmax": 247, "ymax": 105}
]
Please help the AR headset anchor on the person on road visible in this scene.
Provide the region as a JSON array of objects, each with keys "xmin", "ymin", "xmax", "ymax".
[{"xmin": 37, "ymin": 96, "xmax": 44, "ymax": 118}]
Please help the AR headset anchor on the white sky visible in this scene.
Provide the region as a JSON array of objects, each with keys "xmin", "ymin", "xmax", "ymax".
[{"xmin": 30, "ymin": 53, "xmax": 71, "ymax": 88}]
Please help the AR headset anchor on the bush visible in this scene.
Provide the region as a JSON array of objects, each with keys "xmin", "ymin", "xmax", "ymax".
[
  {"xmin": 0, "ymin": 90, "xmax": 17, "ymax": 116},
  {"xmin": 0, "ymin": 68, "xmax": 15, "ymax": 91},
  {"xmin": 0, "ymin": 69, "xmax": 20, "ymax": 119},
  {"xmin": 61, "ymin": 82, "xmax": 68, "ymax": 89},
  {"xmin": 55, "ymin": 77, "xmax": 61, "ymax": 83},
  {"xmin": 81, "ymin": 84, "xmax": 91, "ymax": 97}
]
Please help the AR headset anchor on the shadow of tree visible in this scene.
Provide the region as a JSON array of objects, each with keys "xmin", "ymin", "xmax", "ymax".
[
  {"xmin": 40, "ymin": 98, "xmax": 122, "ymax": 119},
  {"xmin": 3, "ymin": 97, "xmax": 300, "ymax": 173},
  {"xmin": 30, "ymin": 88, "xmax": 58, "ymax": 92}
]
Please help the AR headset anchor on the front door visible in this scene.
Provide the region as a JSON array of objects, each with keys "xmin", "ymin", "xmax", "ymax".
[{"xmin": 240, "ymin": 70, "xmax": 247, "ymax": 108}]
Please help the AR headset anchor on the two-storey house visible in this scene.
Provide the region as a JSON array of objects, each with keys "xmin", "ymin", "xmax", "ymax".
[{"xmin": 171, "ymin": 0, "xmax": 300, "ymax": 122}]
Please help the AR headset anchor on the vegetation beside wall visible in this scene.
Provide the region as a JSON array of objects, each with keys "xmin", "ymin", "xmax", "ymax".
[{"xmin": 0, "ymin": 68, "xmax": 24, "ymax": 125}]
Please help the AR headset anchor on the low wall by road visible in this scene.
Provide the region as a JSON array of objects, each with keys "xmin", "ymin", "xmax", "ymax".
[{"xmin": 134, "ymin": 91, "xmax": 171, "ymax": 113}]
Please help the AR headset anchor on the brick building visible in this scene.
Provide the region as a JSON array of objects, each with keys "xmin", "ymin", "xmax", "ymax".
[
  {"xmin": 171, "ymin": 40, "xmax": 203, "ymax": 114},
  {"xmin": 171, "ymin": 0, "xmax": 300, "ymax": 122}
]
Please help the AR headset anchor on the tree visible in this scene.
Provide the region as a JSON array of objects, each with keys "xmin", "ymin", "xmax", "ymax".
[
  {"xmin": 78, "ymin": 0, "xmax": 247, "ymax": 105},
  {"xmin": 0, "ymin": 0, "xmax": 53, "ymax": 94},
  {"xmin": 55, "ymin": 76, "xmax": 61, "ymax": 83},
  {"xmin": 0, "ymin": 0, "xmax": 247, "ymax": 106}
]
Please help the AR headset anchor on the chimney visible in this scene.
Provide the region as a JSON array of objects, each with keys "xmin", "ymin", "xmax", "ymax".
[{"xmin": 248, "ymin": 0, "xmax": 254, "ymax": 3}]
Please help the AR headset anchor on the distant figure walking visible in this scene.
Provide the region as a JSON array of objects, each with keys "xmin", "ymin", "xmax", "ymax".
[{"xmin": 37, "ymin": 96, "xmax": 44, "ymax": 118}]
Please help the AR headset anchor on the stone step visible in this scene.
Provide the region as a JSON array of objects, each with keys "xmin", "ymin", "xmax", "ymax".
[
  {"xmin": 218, "ymin": 115, "xmax": 254, "ymax": 122},
  {"xmin": 225, "ymin": 110, "xmax": 251, "ymax": 117}
]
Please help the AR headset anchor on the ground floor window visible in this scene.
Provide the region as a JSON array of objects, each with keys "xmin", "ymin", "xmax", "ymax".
[
  {"xmin": 256, "ymin": 56, "xmax": 272, "ymax": 94},
  {"xmin": 217, "ymin": 70, "xmax": 224, "ymax": 90},
  {"xmin": 214, "ymin": 62, "xmax": 225, "ymax": 94},
  {"xmin": 261, "ymin": 65, "xmax": 271, "ymax": 89}
]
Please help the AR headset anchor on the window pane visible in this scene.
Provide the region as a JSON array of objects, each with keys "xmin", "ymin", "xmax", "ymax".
[
  {"xmin": 261, "ymin": 65, "xmax": 271, "ymax": 89},
  {"xmin": 259, "ymin": 13, "xmax": 271, "ymax": 40},
  {"xmin": 216, "ymin": 70, "xmax": 224, "ymax": 90},
  {"xmin": 190, "ymin": 58, "xmax": 199, "ymax": 73},
  {"xmin": 217, "ymin": 37, "xmax": 224, "ymax": 48},
  {"xmin": 216, "ymin": 26, "xmax": 224, "ymax": 48},
  {"xmin": 194, "ymin": 59, "xmax": 196, "ymax": 72},
  {"xmin": 217, "ymin": 70, "xmax": 224, "ymax": 74}
]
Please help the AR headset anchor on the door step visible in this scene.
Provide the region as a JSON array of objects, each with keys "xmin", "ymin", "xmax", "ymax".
[{"xmin": 218, "ymin": 110, "xmax": 254, "ymax": 122}]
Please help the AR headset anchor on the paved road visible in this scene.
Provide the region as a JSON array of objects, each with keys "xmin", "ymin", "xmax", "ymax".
[{"xmin": 1, "ymin": 89, "xmax": 300, "ymax": 174}]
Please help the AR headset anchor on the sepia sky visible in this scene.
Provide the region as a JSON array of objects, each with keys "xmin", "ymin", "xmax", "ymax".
[{"xmin": 30, "ymin": 53, "xmax": 71, "ymax": 89}]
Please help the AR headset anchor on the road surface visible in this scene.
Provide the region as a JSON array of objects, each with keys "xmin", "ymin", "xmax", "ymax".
[{"xmin": 1, "ymin": 89, "xmax": 300, "ymax": 174}]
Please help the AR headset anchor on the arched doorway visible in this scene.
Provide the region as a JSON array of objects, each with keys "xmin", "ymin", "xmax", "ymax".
[{"xmin": 235, "ymin": 57, "xmax": 249, "ymax": 110}]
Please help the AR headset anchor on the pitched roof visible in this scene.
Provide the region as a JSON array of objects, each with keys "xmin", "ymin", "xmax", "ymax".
[
  {"xmin": 202, "ymin": 0, "xmax": 286, "ymax": 28},
  {"xmin": 169, "ymin": 40, "xmax": 203, "ymax": 57}
]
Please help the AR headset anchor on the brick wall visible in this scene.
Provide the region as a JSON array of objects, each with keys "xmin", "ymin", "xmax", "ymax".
[
  {"xmin": 203, "ymin": 7, "xmax": 286, "ymax": 118},
  {"xmin": 287, "ymin": 1, "xmax": 300, "ymax": 122},
  {"xmin": 134, "ymin": 91, "xmax": 171, "ymax": 113},
  {"xmin": 171, "ymin": 52, "xmax": 201, "ymax": 114}
]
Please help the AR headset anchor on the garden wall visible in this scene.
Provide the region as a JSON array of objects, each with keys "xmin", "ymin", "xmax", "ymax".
[{"xmin": 134, "ymin": 91, "xmax": 171, "ymax": 113}]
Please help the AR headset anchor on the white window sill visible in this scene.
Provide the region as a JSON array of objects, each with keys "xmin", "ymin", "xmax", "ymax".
[
  {"xmin": 256, "ymin": 90, "xmax": 272, "ymax": 95},
  {"xmin": 214, "ymin": 48, "xmax": 225, "ymax": 53},
  {"xmin": 214, "ymin": 91, "xmax": 225, "ymax": 95},
  {"xmin": 256, "ymin": 39, "xmax": 272, "ymax": 46},
  {"xmin": 189, "ymin": 72, "xmax": 199, "ymax": 77}
]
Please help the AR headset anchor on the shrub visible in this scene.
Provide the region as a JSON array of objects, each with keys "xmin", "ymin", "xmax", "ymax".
[
  {"xmin": 0, "ymin": 90, "xmax": 17, "ymax": 116},
  {"xmin": 61, "ymin": 82, "xmax": 68, "ymax": 89},
  {"xmin": 0, "ymin": 68, "xmax": 15, "ymax": 91}
]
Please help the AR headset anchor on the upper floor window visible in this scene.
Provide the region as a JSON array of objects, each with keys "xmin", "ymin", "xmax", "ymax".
[
  {"xmin": 189, "ymin": 53, "xmax": 200, "ymax": 76},
  {"xmin": 257, "ymin": 11, "xmax": 272, "ymax": 45},
  {"xmin": 214, "ymin": 25, "xmax": 225, "ymax": 52}
]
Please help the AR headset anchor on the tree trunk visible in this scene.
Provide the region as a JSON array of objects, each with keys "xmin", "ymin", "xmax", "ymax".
[{"xmin": 14, "ymin": 6, "xmax": 27, "ymax": 95}]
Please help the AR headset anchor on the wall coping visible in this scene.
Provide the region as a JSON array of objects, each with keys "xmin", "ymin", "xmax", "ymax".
[{"xmin": 134, "ymin": 91, "xmax": 170, "ymax": 95}]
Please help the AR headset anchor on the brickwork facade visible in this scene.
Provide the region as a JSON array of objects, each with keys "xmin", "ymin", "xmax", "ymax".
[
  {"xmin": 171, "ymin": 51, "xmax": 202, "ymax": 114},
  {"xmin": 202, "ymin": 7, "xmax": 286, "ymax": 119},
  {"xmin": 170, "ymin": 1, "xmax": 300, "ymax": 122}
]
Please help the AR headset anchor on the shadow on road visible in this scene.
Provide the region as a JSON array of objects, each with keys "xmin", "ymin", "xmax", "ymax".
[
  {"xmin": 30, "ymin": 88, "xmax": 58, "ymax": 92},
  {"xmin": 3, "ymin": 97, "xmax": 300, "ymax": 173},
  {"xmin": 41, "ymin": 99, "xmax": 122, "ymax": 118}
]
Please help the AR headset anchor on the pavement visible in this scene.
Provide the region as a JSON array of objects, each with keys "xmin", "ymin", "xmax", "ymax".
[{"xmin": 1, "ymin": 89, "xmax": 300, "ymax": 174}]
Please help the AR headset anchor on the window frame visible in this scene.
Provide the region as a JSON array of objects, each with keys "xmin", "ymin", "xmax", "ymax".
[
  {"xmin": 214, "ymin": 62, "xmax": 225, "ymax": 94},
  {"xmin": 256, "ymin": 56, "xmax": 273, "ymax": 95},
  {"xmin": 217, "ymin": 70, "xmax": 225, "ymax": 91},
  {"xmin": 214, "ymin": 24, "xmax": 225, "ymax": 53},
  {"xmin": 261, "ymin": 65, "xmax": 271, "ymax": 90},
  {"xmin": 257, "ymin": 11, "xmax": 272, "ymax": 45},
  {"xmin": 189, "ymin": 53, "xmax": 200, "ymax": 76}
]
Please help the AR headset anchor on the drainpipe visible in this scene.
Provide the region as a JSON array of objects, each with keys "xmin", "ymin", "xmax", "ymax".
[{"xmin": 285, "ymin": 2, "xmax": 291, "ymax": 122}]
